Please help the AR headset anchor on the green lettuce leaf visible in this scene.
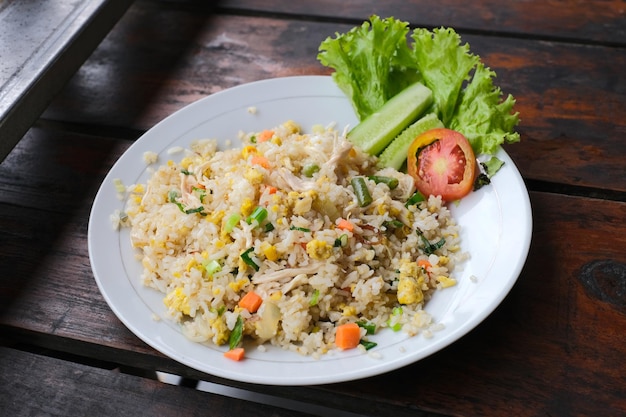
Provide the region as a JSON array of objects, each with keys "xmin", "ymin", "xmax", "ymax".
[
  {"xmin": 317, "ymin": 16, "xmax": 520, "ymax": 157},
  {"xmin": 449, "ymin": 63, "xmax": 520, "ymax": 154},
  {"xmin": 411, "ymin": 27, "xmax": 479, "ymax": 127},
  {"xmin": 318, "ymin": 16, "xmax": 420, "ymax": 120}
]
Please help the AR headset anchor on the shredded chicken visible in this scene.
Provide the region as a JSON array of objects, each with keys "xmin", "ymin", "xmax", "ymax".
[
  {"xmin": 324, "ymin": 135, "xmax": 353, "ymax": 174},
  {"xmin": 252, "ymin": 264, "xmax": 320, "ymax": 284},
  {"xmin": 281, "ymin": 273, "xmax": 310, "ymax": 294},
  {"xmin": 273, "ymin": 168, "xmax": 317, "ymax": 192}
]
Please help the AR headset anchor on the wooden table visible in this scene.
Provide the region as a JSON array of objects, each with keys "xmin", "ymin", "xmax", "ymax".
[{"xmin": 1, "ymin": 1, "xmax": 625, "ymax": 416}]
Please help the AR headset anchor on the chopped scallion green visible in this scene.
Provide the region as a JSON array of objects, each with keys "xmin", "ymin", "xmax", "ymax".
[
  {"xmin": 356, "ymin": 321, "xmax": 376, "ymax": 335},
  {"xmin": 290, "ymin": 225, "xmax": 311, "ymax": 232},
  {"xmin": 185, "ymin": 206, "xmax": 205, "ymax": 215},
  {"xmin": 168, "ymin": 190, "xmax": 186, "ymax": 212},
  {"xmin": 405, "ymin": 191, "xmax": 426, "ymax": 207},
  {"xmin": 383, "ymin": 219, "xmax": 404, "ymax": 229},
  {"xmin": 417, "ymin": 229, "xmax": 445, "ymax": 255},
  {"xmin": 246, "ymin": 206, "xmax": 268, "ymax": 225},
  {"xmin": 303, "ymin": 163, "xmax": 320, "ymax": 177},
  {"xmin": 360, "ymin": 339, "xmax": 378, "ymax": 350},
  {"xmin": 224, "ymin": 213, "xmax": 241, "ymax": 232},
  {"xmin": 334, "ymin": 233, "xmax": 349, "ymax": 247},
  {"xmin": 203, "ymin": 259, "xmax": 222, "ymax": 277},
  {"xmin": 309, "ymin": 289, "xmax": 320, "ymax": 306},
  {"xmin": 240, "ymin": 247, "xmax": 259, "ymax": 271},
  {"xmin": 192, "ymin": 186, "xmax": 206, "ymax": 203},
  {"xmin": 229, "ymin": 315, "xmax": 244, "ymax": 349}
]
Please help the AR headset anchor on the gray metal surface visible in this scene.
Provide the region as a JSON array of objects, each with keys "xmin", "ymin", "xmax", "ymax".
[{"xmin": 0, "ymin": 0, "xmax": 133, "ymax": 162}]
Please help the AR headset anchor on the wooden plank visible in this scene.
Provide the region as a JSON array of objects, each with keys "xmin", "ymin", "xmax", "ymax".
[
  {"xmin": 39, "ymin": 4, "xmax": 626, "ymax": 193},
  {"xmin": 218, "ymin": 0, "xmax": 626, "ymax": 45},
  {"xmin": 0, "ymin": 0, "xmax": 133, "ymax": 162},
  {"xmin": 1, "ymin": 127, "xmax": 625, "ymax": 415},
  {"xmin": 0, "ymin": 346, "xmax": 316, "ymax": 417}
]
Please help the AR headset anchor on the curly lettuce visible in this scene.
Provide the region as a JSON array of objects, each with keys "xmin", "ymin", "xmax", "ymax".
[{"xmin": 318, "ymin": 16, "xmax": 520, "ymax": 158}]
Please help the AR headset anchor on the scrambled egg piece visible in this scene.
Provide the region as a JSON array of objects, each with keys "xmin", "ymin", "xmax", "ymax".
[
  {"xmin": 437, "ymin": 275, "xmax": 457, "ymax": 288},
  {"xmin": 240, "ymin": 198, "xmax": 255, "ymax": 217},
  {"xmin": 241, "ymin": 145, "xmax": 257, "ymax": 159},
  {"xmin": 260, "ymin": 242, "xmax": 279, "ymax": 261},
  {"xmin": 306, "ymin": 240, "xmax": 333, "ymax": 260},
  {"xmin": 244, "ymin": 167, "xmax": 264, "ymax": 185},
  {"xmin": 397, "ymin": 260, "xmax": 426, "ymax": 305},
  {"xmin": 282, "ymin": 120, "xmax": 300, "ymax": 134},
  {"xmin": 210, "ymin": 315, "xmax": 229, "ymax": 345},
  {"xmin": 163, "ymin": 288, "xmax": 191, "ymax": 315}
]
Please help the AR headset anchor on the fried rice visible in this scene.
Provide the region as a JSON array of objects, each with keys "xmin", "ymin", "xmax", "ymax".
[{"xmin": 117, "ymin": 120, "xmax": 466, "ymax": 357}]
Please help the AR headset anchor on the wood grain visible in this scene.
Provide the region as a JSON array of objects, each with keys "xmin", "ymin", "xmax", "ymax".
[
  {"xmin": 219, "ymin": 0, "xmax": 626, "ymax": 45},
  {"xmin": 0, "ymin": 346, "xmax": 316, "ymax": 417},
  {"xmin": 41, "ymin": 3, "xmax": 626, "ymax": 193},
  {"xmin": 1, "ymin": 127, "xmax": 624, "ymax": 416},
  {"xmin": 2, "ymin": 1, "xmax": 626, "ymax": 416}
]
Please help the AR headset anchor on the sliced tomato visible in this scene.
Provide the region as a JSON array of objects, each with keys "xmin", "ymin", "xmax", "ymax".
[{"xmin": 407, "ymin": 128, "xmax": 476, "ymax": 201}]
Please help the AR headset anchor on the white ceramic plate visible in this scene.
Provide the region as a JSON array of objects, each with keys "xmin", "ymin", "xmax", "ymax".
[{"xmin": 88, "ymin": 75, "xmax": 532, "ymax": 386}]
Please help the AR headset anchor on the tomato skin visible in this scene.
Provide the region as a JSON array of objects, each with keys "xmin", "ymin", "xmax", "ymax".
[{"xmin": 407, "ymin": 128, "xmax": 476, "ymax": 201}]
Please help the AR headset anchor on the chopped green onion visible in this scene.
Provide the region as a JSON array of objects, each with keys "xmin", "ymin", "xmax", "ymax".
[
  {"xmin": 264, "ymin": 222, "xmax": 275, "ymax": 232},
  {"xmin": 204, "ymin": 259, "xmax": 222, "ymax": 277},
  {"xmin": 181, "ymin": 169, "xmax": 192, "ymax": 175},
  {"xmin": 290, "ymin": 225, "xmax": 311, "ymax": 232},
  {"xmin": 356, "ymin": 321, "xmax": 376, "ymax": 335},
  {"xmin": 185, "ymin": 206, "xmax": 205, "ymax": 215},
  {"xmin": 360, "ymin": 339, "xmax": 378, "ymax": 350},
  {"xmin": 334, "ymin": 233, "xmax": 349, "ymax": 247},
  {"xmin": 405, "ymin": 191, "xmax": 426, "ymax": 207},
  {"xmin": 387, "ymin": 307, "xmax": 403, "ymax": 331},
  {"xmin": 367, "ymin": 175, "xmax": 399, "ymax": 190},
  {"xmin": 224, "ymin": 213, "xmax": 241, "ymax": 232},
  {"xmin": 383, "ymin": 219, "xmax": 404, "ymax": 229},
  {"xmin": 417, "ymin": 230, "xmax": 445, "ymax": 255},
  {"xmin": 240, "ymin": 247, "xmax": 260, "ymax": 271},
  {"xmin": 351, "ymin": 177, "xmax": 373, "ymax": 207},
  {"xmin": 309, "ymin": 289, "xmax": 320, "ymax": 306},
  {"xmin": 168, "ymin": 190, "xmax": 186, "ymax": 212},
  {"xmin": 192, "ymin": 186, "xmax": 206, "ymax": 203},
  {"xmin": 246, "ymin": 206, "xmax": 268, "ymax": 225},
  {"xmin": 229, "ymin": 315, "xmax": 244, "ymax": 349},
  {"xmin": 389, "ymin": 323, "xmax": 402, "ymax": 332},
  {"xmin": 303, "ymin": 163, "xmax": 320, "ymax": 177},
  {"xmin": 250, "ymin": 134, "xmax": 257, "ymax": 143}
]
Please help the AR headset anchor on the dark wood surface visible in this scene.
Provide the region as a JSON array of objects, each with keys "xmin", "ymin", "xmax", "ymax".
[
  {"xmin": 1, "ymin": 1, "xmax": 625, "ymax": 416},
  {"xmin": 0, "ymin": 0, "xmax": 133, "ymax": 161}
]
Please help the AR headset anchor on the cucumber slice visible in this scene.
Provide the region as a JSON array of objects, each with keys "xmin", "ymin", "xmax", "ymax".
[
  {"xmin": 347, "ymin": 82, "xmax": 432, "ymax": 155},
  {"xmin": 377, "ymin": 113, "xmax": 444, "ymax": 170}
]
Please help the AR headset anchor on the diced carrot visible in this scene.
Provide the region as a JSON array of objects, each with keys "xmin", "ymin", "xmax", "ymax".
[
  {"xmin": 266, "ymin": 185, "xmax": 278, "ymax": 194},
  {"xmin": 335, "ymin": 322, "xmax": 362, "ymax": 350},
  {"xmin": 337, "ymin": 218, "xmax": 354, "ymax": 232},
  {"xmin": 238, "ymin": 291, "xmax": 263, "ymax": 313},
  {"xmin": 418, "ymin": 259, "xmax": 432, "ymax": 269},
  {"xmin": 251, "ymin": 155, "xmax": 270, "ymax": 169},
  {"xmin": 224, "ymin": 347, "xmax": 245, "ymax": 361},
  {"xmin": 257, "ymin": 129, "xmax": 274, "ymax": 142}
]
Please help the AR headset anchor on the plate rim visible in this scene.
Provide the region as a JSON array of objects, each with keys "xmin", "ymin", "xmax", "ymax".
[{"xmin": 88, "ymin": 75, "xmax": 532, "ymax": 385}]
